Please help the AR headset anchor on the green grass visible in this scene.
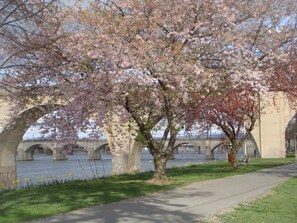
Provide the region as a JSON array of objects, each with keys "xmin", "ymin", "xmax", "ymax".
[
  {"xmin": 0, "ymin": 158, "xmax": 295, "ymax": 223},
  {"xmin": 286, "ymin": 151, "xmax": 296, "ymax": 158},
  {"xmin": 205, "ymin": 176, "xmax": 297, "ymax": 223}
]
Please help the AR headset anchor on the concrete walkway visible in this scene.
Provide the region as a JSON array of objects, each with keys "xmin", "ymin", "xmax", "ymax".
[{"xmin": 30, "ymin": 163, "xmax": 297, "ymax": 223}]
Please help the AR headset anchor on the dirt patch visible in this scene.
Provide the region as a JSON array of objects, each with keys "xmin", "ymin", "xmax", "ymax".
[{"xmin": 145, "ymin": 178, "xmax": 175, "ymax": 185}]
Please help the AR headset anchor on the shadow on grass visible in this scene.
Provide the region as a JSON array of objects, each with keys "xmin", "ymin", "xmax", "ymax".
[{"xmin": 0, "ymin": 173, "xmax": 179, "ymax": 222}]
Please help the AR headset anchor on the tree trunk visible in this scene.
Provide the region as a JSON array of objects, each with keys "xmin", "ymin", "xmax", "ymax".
[
  {"xmin": 152, "ymin": 155, "xmax": 169, "ymax": 181},
  {"xmin": 227, "ymin": 149, "xmax": 238, "ymax": 168}
]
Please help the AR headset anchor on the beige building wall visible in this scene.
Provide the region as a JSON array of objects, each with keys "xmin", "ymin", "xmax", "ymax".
[{"xmin": 252, "ymin": 92, "xmax": 295, "ymax": 158}]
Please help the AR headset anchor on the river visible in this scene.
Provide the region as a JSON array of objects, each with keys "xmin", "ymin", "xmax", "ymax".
[{"xmin": 16, "ymin": 149, "xmax": 227, "ymax": 186}]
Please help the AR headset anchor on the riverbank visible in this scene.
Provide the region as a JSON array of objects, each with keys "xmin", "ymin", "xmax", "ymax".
[
  {"xmin": 16, "ymin": 150, "xmax": 227, "ymax": 185},
  {"xmin": 0, "ymin": 158, "xmax": 295, "ymax": 223}
]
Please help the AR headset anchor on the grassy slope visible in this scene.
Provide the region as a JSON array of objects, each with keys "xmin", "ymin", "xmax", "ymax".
[
  {"xmin": 0, "ymin": 158, "xmax": 295, "ymax": 223},
  {"xmin": 207, "ymin": 177, "xmax": 297, "ymax": 223}
]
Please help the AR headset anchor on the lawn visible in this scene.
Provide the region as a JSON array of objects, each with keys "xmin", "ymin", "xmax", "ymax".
[
  {"xmin": 0, "ymin": 158, "xmax": 295, "ymax": 223},
  {"xmin": 204, "ymin": 176, "xmax": 297, "ymax": 223}
]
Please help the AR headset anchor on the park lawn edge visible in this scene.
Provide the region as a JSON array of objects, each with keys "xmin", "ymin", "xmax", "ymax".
[
  {"xmin": 202, "ymin": 176, "xmax": 297, "ymax": 223},
  {"xmin": 0, "ymin": 158, "xmax": 295, "ymax": 223}
]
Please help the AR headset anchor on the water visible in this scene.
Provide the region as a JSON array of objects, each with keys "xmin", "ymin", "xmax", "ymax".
[{"xmin": 16, "ymin": 150, "xmax": 227, "ymax": 186}]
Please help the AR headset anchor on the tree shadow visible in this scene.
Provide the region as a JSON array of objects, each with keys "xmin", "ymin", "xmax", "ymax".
[
  {"xmin": 29, "ymin": 189, "xmax": 214, "ymax": 223},
  {"xmin": 255, "ymin": 163, "xmax": 297, "ymax": 178}
]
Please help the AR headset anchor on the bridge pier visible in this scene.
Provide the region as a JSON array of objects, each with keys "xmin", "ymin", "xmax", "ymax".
[
  {"xmin": 205, "ymin": 146, "xmax": 214, "ymax": 160},
  {"xmin": 204, "ymin": 140, "xmax": 214, "ymax": 160},
  {"xmin": 88, "ymin": 149, "xmax": 101, "ymax": 160},
  {"xmin": 52, "ymin": 149, "xmax": 66, "ymax": 160},
  {"xmin": 128, "ymin": 142, "xmax": 142, "ymax": 173},
  {"xmin": 0, "ymin": 148, "xmax": 17, "ymax": 189},
  {"xmin": 195, "ymin": 147, "xmax": 201, "ymax": 154},
  {"xmin": 0, "ymin": 165, "xmax": 16, "ymax": 189},
  {"xmin": 112, "ymin": 153, "xmax": 128, "ymax": 175},
  {"xmin": 17, "ymin": 149, "xmax": 33, "ymax": 161},
  {"xmin": 193, "ymin": 144, "xmax": 201, "ymax": 154}
]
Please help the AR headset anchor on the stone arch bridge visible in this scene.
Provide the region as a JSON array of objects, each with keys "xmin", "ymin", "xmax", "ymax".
[
  {"xmin": 17, "ymin": 139, "xmax": 110, "ymax": 161},
  {"xmin": 0, "ymin": 90, "xmax": 295, "ymax": 188},
  {"xmin": 16, "ymin": 138, "xmax": 255, "ymax": 161}
]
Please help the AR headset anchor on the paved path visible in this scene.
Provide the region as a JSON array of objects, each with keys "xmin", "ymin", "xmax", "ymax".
[{"xmin": 30, "ymin": 163, "xmax": 297, "ymax": 223}]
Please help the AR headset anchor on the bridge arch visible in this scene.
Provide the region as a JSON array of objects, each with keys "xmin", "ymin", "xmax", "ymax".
[
  {"xmin": 285, "ymin": 114, "xmax": 297, "ymax": 155},
  {"xmin": 173, "ymin": 141, "xmax": 201, "ymax": 153},
  {"xmin": 0, "ymin": 104, "xmax": 62, "ymax": 187},
  {"xmin": 243, "ymin": 134, "xmax": 260, "ymax": 158},
  {"xmin": 174, "ymin": 142, "xmax": 189, "ymax": 148},
  {"xmin": 79, "ymin": 143, "xmax": 110, "ymax": 160},
  {"xmin": 18, "ymin": 144, "xmax": 53, "ymax": 161},
  {"xmin": 173, "ymin": 142, "xmax": 191, "ymax": 151},
  {"xmin": 0, "ymin": 99, "xmax": 142, "ymax": 188},
  {"xmin": 95, "ymin": 143, "xmax": 110, "ymax": 153},
  {"xmin": 208, "ymin": 137, "xmax": 259, "ymax": 160},
  {"xmin": 203, "ymin": 142, "xmax": 225, "ymax": 160},
  {"xmin": 74, "ymin": 141, "xmax": 110, "ymax": 160},
  {"xmin": 211, "ymin": 142, "xmax": 225, "ymax": 153}
]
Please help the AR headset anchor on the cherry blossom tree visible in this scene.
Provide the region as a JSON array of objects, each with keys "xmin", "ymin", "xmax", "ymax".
[
  {"xmin": 0, "ymin": 0, "xmax": 59, "ymax": 72},
  {"xmin": 193, "ymin": 0, "xmax": 297, "ymax": 167},
  {"xmin": 2, "ymin": 0, "xmax": 296, "ymax": 181},
  {"xmin": 62, "ymin": 0, "xmax": 241, "ymax": 181},
  {"xmin": 270, "ymin": 50, "xmax": 297, "ymax": 108},
  {"xmin": 0, "ymin": 0, "xmax": 71, "ymax": 113},
  {"xmin": 2, "ymin": 0, "xmax": 239, "ymax": 181},
  {"xmin": 187, "ymin": 86, "xmax": 261, "ymax": 168}
]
